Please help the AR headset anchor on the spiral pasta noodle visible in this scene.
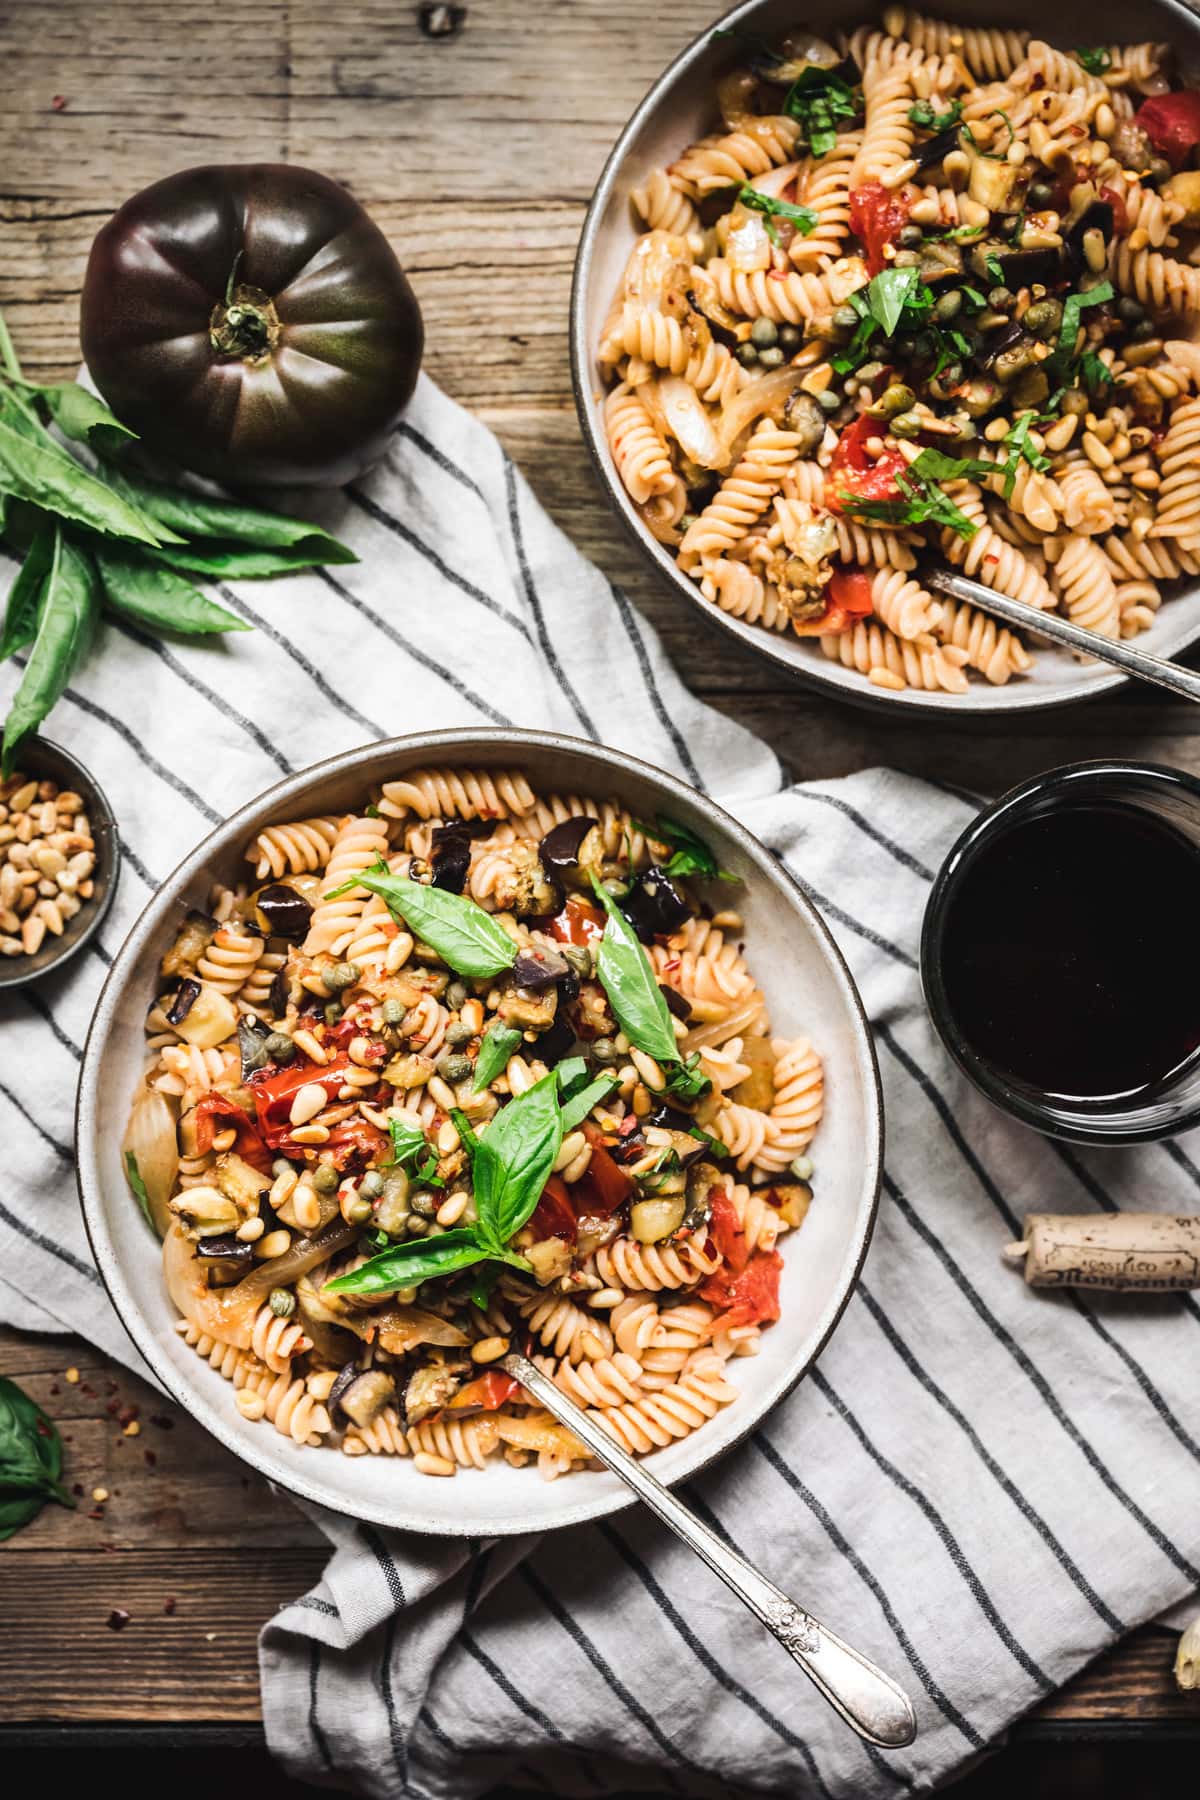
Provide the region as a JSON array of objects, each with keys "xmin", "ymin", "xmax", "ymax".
[{"xmin": 245, "ymin": 816, "xmax": 341, "ymax": 881}]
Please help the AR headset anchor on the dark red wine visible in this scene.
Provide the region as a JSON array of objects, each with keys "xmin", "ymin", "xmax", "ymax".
[{"xmin": 939, "ymin": 804, "xmax": 1200, "ymax": 1102}]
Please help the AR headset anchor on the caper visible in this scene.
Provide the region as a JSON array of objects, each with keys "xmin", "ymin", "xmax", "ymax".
[
  {"xmin": 1028, "ymin": 180, "xmax": 1053, "ymax": 207},
  {"xmin": 360, "ymin": 1169, "xmax": 385, "ymax": 1198},
  {"xmin": 1116, "ymin": 296, "xmax": 1145, "ymax": 324},
  {"xmin": 1061, "ymin": 387, "xmax": 1089, "ymax": 417},
  {"xmin": 816, "ymin": 386, "xmax": 841, "ymax": 412},
  {"xmin": 898, "ymin": 224, "xmax": 923, "ymax": 248},
  {"xmin": 344, "ymin": 1196, "xmax": 373, "ymax": 1226},
  {"xmin": 750, "ymin": 317, "xmax": 779, "ymax": 348},
  {"xmin": 994, "ymin": 343, "xmax": 1036, "ymax": 382},
  {"xmin": 1011, "ymin": 367, "xmax": 1050, "ymax": 410},
  {"xmin": 382, "ymin": 998, "xmax": 408, "ymax": 1027},
  {"xmin": 1131, "ymin": 318, "xmax": 1156, "ymax": 341},
  {"xmin": 268, "ymin": 1288, "xmax": 295, "ymax": 1319},
  {"xmin": 407, "ymin": 1216, "xmax": 428, "ymax": 1236},
  {"xmin": 444, "ymin": 979, "xmax": 469, "ymax": 1012},
  {"xmin": 314, "ymin": 1164, "xmax": 340, "ymax": 1194},
  {"xmin": 264, "ymin": 1031, "xmax": 295, "ymax": 1062},
  {"xmin": 1146, "ymin": 155, "xmax": 1173, "ymax": 186},
  {"xmin": 327, "ymin": 961, "xmax": 361, "ymax": 992},
  {"xmin": 778, "ymin": 324, "xmax": 801, "ymax": 350},
  {"xmin": 987, "ymin": 286, "xmax": 1014, "ymax": 311},
  {"xmin": 1023, "ymin": 298, "xmax": 1062, "ymax": 339},
  {"xmin": 867, "ymin": 382, "xmax": 916, "ymax": 420},
  {"xmin": 324, "ymin": 1002, "xmax": 342, "ymax": 1026},
  {"xmin": 591, "ymin": 1037, "xmax": 618, "ymax": 1064},
  {"xmin": 889, "ymin": 410, "xmax": 924, "ymax": 438},
  {"xmin": 893, "ymin": 334, "xmax": 917, "ymax": 358},
  {"xmin": 736, "ymin": 342, "xmax": 760, "ymax": 368},
  {"xmin": 560, "ymin": 942, "xmax": 592, "ymax": 979},
  {"xmin": 437, "ymin": 1051, "xmax": 473, "ymax": 1084},
  {"xmin": 833, "ymin": 304, "xmax": 861, "ymax": 331},
  {"xmin": 933, "ymin": 288, "xmax": 963, "ymax": 322},
  {"xmin": 892, "ymin": 249, "xmax": 921, "ymax": 268},
  {"xmin": 410, "ymin": 1190, "xmax": 437, "ymax": 1218},
  {"xmin": 855, "ymin": 361, "xmax": 885, "ymax": 387},
  {"xmin": 444, "ymin": 1020, "xmax": 474, "ymax": 1047},
  {"xmin": 757, "ymin": 346, "xmax": 785, "ymax": 368}
]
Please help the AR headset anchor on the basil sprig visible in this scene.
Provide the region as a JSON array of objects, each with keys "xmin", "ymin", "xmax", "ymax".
[
  {"xmin": 327, "ymin": 858, "xmax": 517, "ymax": 980},
  {"xmin": 472, "ymin": 1020, "xmax": 523, "ymax": 1092},
  {"xmin": 588, "ymin": 874, "xmax": 711, "ymax": 1103},
  {"xmin": 782, "ymin": 66, "xmax": 859, "ymax": 156},
  {"xmin": 839, "ymin": 451, "xmax": 981, "ymax": 541},
  {"xmin": 2, "ymin": 525, "xmax": 99, "ymax": 776},
  {"xmin": 737, "ymin": 185, "xmax": 818, "ymax": 244},
  {"xmin": 389, "ymin": 1116, "xmax": 444, "ymax": 1187},
  {"xmin": 0, "ymin": 1375, "xmax": 74, "ymax": 1542},
  {"xmin": 632, "ymin": 812, "xmax": 737, "ymax": 883}
]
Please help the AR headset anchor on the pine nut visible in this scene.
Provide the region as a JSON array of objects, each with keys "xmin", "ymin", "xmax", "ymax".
[
  {"xmin": 289, "ymin": 1123, "xmax": 330, "ymax": 1145},
  {"xmin": 459, "ymin": 998, "xmax": 483, "ymax": 1034},
  {"xmin": 270, "ymin": 1167, "xmax": 299, "ymax": 1207},
  {"xmin": 427, "ymin": 1074, "xmax": 456, "ymax": 1110},
  {"xmin": 38, "ymin": 899, "xmax": 64, "ymax": 936},
  {"xmin": 293, "ymin": 1185, "xmax": 323, "ymax": 1232},
  {"xmin": 254, "ymin": 1229, "xmax": 292, "ymax": 1259},
  {"xmin": 291, "ymin": 1028, "xmax": 327, "ymax": 1065},
  {"xmin": 9, "ymin": 781, "xmax": 36, "ymax": 812},
  {"xmin": 1043, "ymin": 415, "xmax": 1078, "ymax": 452},
  {"xmin": 289, "ymin": 1082, "xmax": 328, "ymax": 1126},
  {"xmin": 21, "ymin": 915, "xmax": 45, "ymax": 956},
  {"xmin": 236, "ymin": 1388, "xmax": 267, "ymax": 1421},
  {"xmin": 210, "ymin": 1127, "xmax": 237, "ymax": 1153},
  {"xmin": 470, "ymin": 1335, "xmax": 508, "ymax": 1363},
  {"xmin": 630, "ymin": 1047, "xmax": 666, "ymax": 1092},
  {"xmin": 56, "ymin": 869, "xmax": 79, "ymax": 894},
  {"xmin": 436, "ymin": 1190, "xmax": 468, "ymax": 1227},
  {"xmin": 34, "ymin": 847, "xmax": 66, "ymax": 876},
  {"xmin": 348, "ymin": 1035, "xmax": 373, "ymax": 1067},
  {"xmin": 436, "ymin": 1117, "xmax": 460, "ymax": 1154},
  {"xmin": 341, "ymin": 1436, "xmax": 368, "ymax": 1456},
  {"xmin": 56, "ymin": 791, "xmax": 81, "ymax": 814},
  {"xmin": 413, "ymin": 1452, "xmax": 456, "ymax": 1477},
  {"xmin": 1082, "ymin": 431, "xmax": 1113, "ymax": 469},
  {"xmin": 36, "ymin": 802, "xmax": 57, "ymax": 834},
  {"xmin": 236, "ymin": 1216, "xmax": 266, "ymax": 1242}
]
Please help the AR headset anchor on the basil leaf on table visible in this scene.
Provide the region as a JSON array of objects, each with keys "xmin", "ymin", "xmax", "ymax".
[
  {"xmin": 0, "ymin": 1375, "xmax": 74, "ymax": 1540},
  {"xmin": 40, "ymin": 384, "xmax": 138, "ymax": 460},
  {"xmin": 472, "ymin": 1020, "xmax": 522, "ymax": 1092},
  {"xmin": 0, "ymin": 1492, "xmax": 44, "ymax": 1543},
  {"xmin": 151, "ymin": 542, "xmax": 350, "ymax": 581},
  {"xmin": 473, "ymin": 1071, "xmax": 563, "ymax": 1249},
  {"xmin": 104, "ymin": 465, "xmax": 356, "ymax": 562},
  {"xmin": 328, "ymin": 860, "xmax": 518, "ymax": 980},
  {"xmin": 96, "ymin": 545, "xmax": 250, "ymax": 637},
  {"xmin": 0, "ymin": 519, "xmax": 57, "ymax": 660},
  {"xmin": 0, "ymin": 415, "xmax": 165, "ymax": 548},
  {"xmin": 388, "ymin": 1115, "xmax": 444, "ymax": 1187},
  {"xmin": 322, "ymin": 1229, "xmax": 490, "ymax": 1298},
  {"xmin": 2, "ymin": 530, "xmax": 99, "ymax": 775}
]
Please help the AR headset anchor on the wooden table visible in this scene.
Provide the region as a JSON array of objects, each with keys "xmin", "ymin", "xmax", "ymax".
[{"xmin": 1, "ymin": 0, "xmax": 1198, "ymax": 1776}]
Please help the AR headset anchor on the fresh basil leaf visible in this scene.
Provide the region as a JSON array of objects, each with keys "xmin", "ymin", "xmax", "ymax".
[
  {"xmin": 40, "ymin": 384, "xmax": 138, "ymax": 460},
  {"xmin": 908, "ymin": 96, "xmax": 962, "ymax": 132},
  {"xmin": 388, "ymin": 1116, "xmax": 444, "ymax": 1187},
  {"xmin": 0, "ymin": 1376, "xmax": 72, "ymax": 1513},
  {"xmin": 0, "ymin": 520, "xmax": 56, "ymax": 661},
  {"xmin": 150, "ymin": 542, "xmax": 349, "ymax": 581},
  {"xmin": 328, "ymin": 861, "xmax": 517, "ymax": 980},
  {"xmin": 472, "ymin": 1020, "xmax": 522, "ymax": 1092},
  {"xmin": 0, "ymin": 1492, "xmax": 45, "ymax": 1542},
  {"xmin": 323, "ymin": 1229, "xmax": 490, "ymax": 1297},
  {"xmin": 738, "ymin": 184, "xmax": 818, "ymax": 239},
  {"xmin": 560, "ymin": 1072, "xmax": 619, "ymax": 1135},
  {"xmin": 450, "ymin": 1107, "xmax": 479, "ymax": 1154},
  {"xmin": 1078, "ymin": 351, "xmax": 1114, "ymax": 395},
  {"xmin": 662, "ymin": 1053, "xmax": 711, "ymax": 1104},
  {"xmin": 104, "ymin": 465, "xmax": 356, "ymax": 562},
  {"xmin": 0, "ymin": 413, "xmax": 165, "ymax": 547},
  {"xmin": 862, "ymin": 267, "xmax": 920, "ymax": 338},
  {"xmin": 469, "ymin": 1263, "xmax": 502, "ymax": 1310},
  {"xmin": 839, "ymin": 468, "xmax": 979, "ymax": 541},
  {"xmin": 97, "ymin": 546, "xmax": 250, "ymax": 637},
  {"xmin": 908, "ymin": 448, "xmax": 994, "ymax": 483},
  {"xmin": 588, "ymin": 875, "xmax": 712, "ymax": 1103},
  {"xmin": 124, "ymin": 1151, "xmax": 155, "ymax": 1233},
  {"xmin": 632, "ymin": 812, "xmax": 737, "ymax": 883},
  {"xmin": 783, "ymin": 66, "xmax": 859, "ymax": 157},
  {"xmin": 2, "ymin": 531, "xmax": 98, "ymax": 776},
  {"xmin": 555, "ymin": 1056, "xmax": 589, "ymax": 1099},
  {"xmin": 473, "ymin": 1072, "xmax": 564, "ymax": 1249},
  {"xmin": 1075, "ymin": 45, "xmax": 1112, "ymax": 74},
  {"xmin": 984, "ymin": 254, "xmax": 1005, "ymax": 285},
  {"xmin": 1053, "ymin": 280, "xmax": 1115, "ymax": 374}
]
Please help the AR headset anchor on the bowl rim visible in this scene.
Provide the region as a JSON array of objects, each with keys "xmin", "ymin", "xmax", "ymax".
[
  {"xmin": 0, "ymin": 735, "xmax": 121, "ymax": 991},
  {"xmin": 568, "ymin": 0, "xmax": 1200, "ymax": 719},
  {"xmin": 75, "ymin": 726, "xmax": 884, "ymax": 1536}
]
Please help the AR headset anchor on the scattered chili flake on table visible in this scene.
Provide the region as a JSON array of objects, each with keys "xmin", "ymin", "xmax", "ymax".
[
  {"xmin": 51, "ymin": 94, "xmax": 68, "ymax": 111},
  {"xmin": 144, "ymin": 1450, "xmax": 157, "ymax": 1467},
  {"xmin": 163, "ymin": 1598, "xmax": 176, "ymax": 1616},
  {"xmin": 107, "ymin": 1609, "xmax": 130, "ymax": 1631}
]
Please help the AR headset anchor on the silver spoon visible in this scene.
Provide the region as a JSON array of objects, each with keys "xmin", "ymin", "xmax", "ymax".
[
  {"xmin": 925, "ymin": 566, "xmax": 1200, "ymax": 704},
  {"xmin": 501, "ymin": 1350, "xmax": 918, "ymax": 1750}
]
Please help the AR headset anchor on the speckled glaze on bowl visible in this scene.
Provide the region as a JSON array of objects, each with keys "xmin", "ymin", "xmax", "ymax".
[
  {"xmin": 570, "ymin": 0, "xmax": 1200, "ymax": 717},
  {"xmin": 0, "ymin": 736, "xmax": 119, "ymax": 991},
  {"xmin": 76, "ymin": 729, "xmax": 882, "ymax": 1537}
]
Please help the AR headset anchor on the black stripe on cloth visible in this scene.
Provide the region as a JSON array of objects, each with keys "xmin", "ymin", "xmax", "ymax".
[
  {"xmin": 790, "ymin": 867, "xmax": 919, "ymax": 970},
  {"xmin": 877, "ymin": 1023, "xmax": 1200, "ymax": 1463},
  {"xmin": 89, "ymin": 939, "xmax": 113, "ymax": 967},
  {"xmin": 0, "ymin": 1078, "xmax": 72, "ymax": 1163},
  {"xmin": 361, "ymin": 1524, "xmax": 408, "ymax": 1609},
  {"xmin": 216, "ymin": 583, "xmax": 386, "ymax": 740},
  {"xmin": 307, "ymin": 1641, "xmax": 334, "ymax": 1772},
  {"xmin": 396, "ymin": 422, "xmax": 488, "ymax": 503},
  {"xmin": 460, "ymin": 1626, "xmax": 567, "ymax": 1742},
  {"xmin": 462, "ymin": 1543, "xmax": 491, "ymax": 1620},
  {"xmin": 346, "ymin": 485, "xmax": 534, "ymax": 644},
  {"xmin": 812, "ymin": 1368, "xmax": 1053, "ymax": 1692},
  {"xmin": 288, "ymin": 1592, "xmax": 340, "ymax": 1618},
  {"xmin": 750, "ymin": 1432, "xmax": 981, "ymax": 1748},
  {"xmin": 116, "ymin": 829, "xmax": 158, "ymax": 891},
  {"xmin": 108, "ymin": 619, "xmax": 293, "ymax": 776},
  {"xmin": 0, "ymin": 1193, "xmax": 100, "ymax": 1285},
  {"xmin": 884, "ymin": 1169, "xmax": 1200, "ymax": 1586},
  {"xmin": 379, "ymin": 1610, "xmax": 410, "ymax": 1794},
  {"xmin": 315, "ymin": 568, "xmax": 515, "ymax": 727},
  {"xmin": 503, "ymin": 460, "xmax": 598, "ymax": 738},
  {"xmin": 783, "ymin": 789, "xmax": 936, "ymax": 882},
  {"xmin": 23, "ymin": 990, "xmax": 82, "ymax": 1062},
  {"xmin": 59, "ymin": 686, "xmax": 221, "ymax": 822},
  {"xmin": 855, "ymin": 1282, "xmax": 1125, "ymax": 1635},
  {"xmin": 596, "ymin": 1520, "xmax": 837, "ymax": 1800},
  {"xmin": 519, "ymin": 1563, "xmax": 693, "ymax": 1789},
  {"xmin": 606, "ymin": 581, "xmax": 704, "ymax": 791}
]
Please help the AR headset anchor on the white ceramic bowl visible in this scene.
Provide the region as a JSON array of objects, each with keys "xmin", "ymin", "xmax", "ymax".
[
  {"xmin": 570, "ymin": 0, "xmax": 1200, "ymax": 715},
  {"xmin": 77, "ymin": 729, "xmax": 882, "ymax": 1535}
]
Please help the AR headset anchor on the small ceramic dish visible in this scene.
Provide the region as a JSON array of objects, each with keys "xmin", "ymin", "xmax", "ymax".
[
  {"xmin": 0, "ymin": 736, "xmax": 120, "ymax": 992},
  {"xmin": 76, "ymin": 728, "xmax": 882, "ymax": 1536}
]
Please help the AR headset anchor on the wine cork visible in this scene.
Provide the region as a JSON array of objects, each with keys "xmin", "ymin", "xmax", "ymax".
[{"xmin": 1003, "ymin": 1213, "xmax": 1200, "ymax": 1292}]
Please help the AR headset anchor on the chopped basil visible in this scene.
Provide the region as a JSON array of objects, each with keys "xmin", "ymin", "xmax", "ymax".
[
  {"xmin": 631, "ymin": 811, "xmax": 737, "ymax": 883},
  {"xmin": 782, "ymin": 66, "xmax": 859, "ymax": 157},
  {"xmin": 388, "ymin": 1116, "xmax": 444, "ymax": 1188},
  {"xmin": 738, "ymin": 184, "xmax": 818, "ymax": 244},
  {"xmin": 984, "ymin": 255, "xmax": 1005, "ymax": 285},
  {"xmin": 908, "ymin": 97, "xmax": 963, "ymax": 132},
  {"xmin": 998, "ymin": 412, "xmax": 1051, "ymax": 499},
  {"xmin": 1075, "ymin": 45, "xmax": 1112, "ymax": 75},
  {"xmin": 1049, "ymin": 280, "xmax": 1115, "ymax": 379},
  {"xmin": 840, "ymin": 465, "xmax": 979, "ymax": 540},
  {"xmin": 1078, "ymin": 351, "xmax": 1114, "ymax": 394}
]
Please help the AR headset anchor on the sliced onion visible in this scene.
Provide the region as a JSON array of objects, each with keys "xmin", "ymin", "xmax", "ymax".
[
  {"xmin": 373, "ymin": 1306, "xmax": 470, "ymax": 1354},
  {"xmin": 655, "ymin": 376, "xmax": 724, "ymax": 470},
  {"xmin": 726, "ymin": 209, "xmax": 773, "ymax": 274},
  {"xmin": 683, "ymin": 996, "xmax": 766, "ymax": 1055},
  {"xmin": 716, "ymin": 365, "xmax": 816, "ymax": 463},
  {"xmin": 623, "ymin": 230, "xmax": 692, "ymax": 307},
  {"xmin": 741, "ymin": 161, "xmax": 802, "ymax": 202},
  {"xmin": 123, "ymin": 1089, "xmax": 179, "ymax": 1239},
  {"xmin": 771, "ymin": 34, "xmax": 839, "ymax": 79}
]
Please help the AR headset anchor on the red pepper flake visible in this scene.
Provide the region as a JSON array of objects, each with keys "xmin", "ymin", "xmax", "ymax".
[
  {"xmin": 149, "ymin": 1414, "xmax": 174, "ymax": 1430},
  {"xmin": 144, "ymin": 1449, "xmax": 157, "ymax": 1467},
  {"xmin": 72, "ymin": 1483, "xmax": 84, "ymax": 1498},
  {"xmin": 107, "ymin": 1609, "xmax": 131, "ymax": 1631},
  {"xmin": 118, "ymin": 1405, "xmax": 140, "ymax": 1427},
  {"xmin": 163, "ymin": 1597, "xmax": 177, "ymax": 1616},
  {"xmin": 51, "ymin": 94, "xmax": 68, "ymax": 111},
  {"xmin": 80, "ymin": 1384, "xmax": 96, "ymax": 1397},
  {"xmin": 49, "ymin": 1385, "xmax": 59, "ymax": 1396},
  {"xmin": 88, "ymin": 1508, "xmax": 105, "ymax": 1520},
  {"xmin": 105, "ymin": 1399, "xmax": 120, "ymax": 1416},
  {"xmin": 105, "ymin": 1381, "xmax": 119, "ymax": 1395}
]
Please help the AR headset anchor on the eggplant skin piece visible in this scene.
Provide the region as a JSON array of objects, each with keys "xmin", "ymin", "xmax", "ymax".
[
  {"xmin": 619, "ymin": 866, "xmax": 691, "ymax": 942},
  {"xmin": 81, "ymin": 164, "xmax": 424, "ymax": 487}
]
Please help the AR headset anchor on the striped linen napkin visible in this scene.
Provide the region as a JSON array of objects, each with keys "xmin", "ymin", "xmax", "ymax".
[{"xmin": 3, "ymin": 375, "xmax": 1199, "ymax": 1798}]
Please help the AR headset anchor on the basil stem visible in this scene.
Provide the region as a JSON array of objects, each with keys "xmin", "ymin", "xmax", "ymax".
[
  {"xmin": 96, "ymin": 545, "xmax": 250, "ymax": 637},
  {"xmin": 328, "ymin": 860, "xmax": 517, "ymax": 980},
  {"xmin": 323, "ymin": 1229, "xmax": 491, "ymax": 1297},
  {"xmin": 124, "ymin": 1151, "xmax": 155, "ymax": 1233},
  {"xmin": 0, "ymin": 520, "xmax": 57, "ymax": 661},
  {"xmin": 2, "ymin": 530, "xmax": 99, "ymax": 776}
]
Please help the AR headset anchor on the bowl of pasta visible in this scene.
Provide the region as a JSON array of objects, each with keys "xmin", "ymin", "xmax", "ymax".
[
  {"xmin": 76, "ymin": 730, "xmax": 882, "ymax": 1535},
  {"xmin": 572, "ymin": 0, "xmax": 1200, "ymax": 711}
]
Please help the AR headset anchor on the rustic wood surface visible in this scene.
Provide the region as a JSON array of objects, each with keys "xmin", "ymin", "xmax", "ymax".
[{"xmin": 1, "ymin": 0, "xmax": 1198, "ymax": 1753}]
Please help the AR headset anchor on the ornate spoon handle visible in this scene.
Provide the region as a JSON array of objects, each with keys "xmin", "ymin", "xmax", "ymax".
[{"xmin": 502, "ymin": 1351, "xmax": 917, "ymax": 1750}]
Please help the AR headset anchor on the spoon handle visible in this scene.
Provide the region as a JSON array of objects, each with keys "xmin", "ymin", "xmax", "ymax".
[
  {"xmin": 924, "ymin": 567, "xmax": 1200, "ymax": 706},
  {"xmin": 502, "ymin": 1351, "xmax": 917, "ymax": 1750}
]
